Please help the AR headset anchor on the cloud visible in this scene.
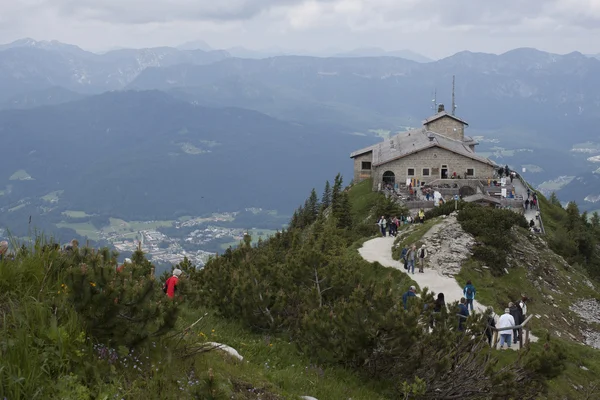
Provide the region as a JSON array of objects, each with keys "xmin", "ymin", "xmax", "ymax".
[{"xmin": 48, "ymin": 0, "xmax": 335, "ymax": 24}]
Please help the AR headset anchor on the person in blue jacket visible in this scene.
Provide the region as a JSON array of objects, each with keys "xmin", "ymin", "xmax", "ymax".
[
  {"xmin": 402, "ymin": 286, "xmax": 417, "ymax": 310},
  {"xmin": 463, "ymin": 280, "xmax": 476, "ymax": 312},
  {"xmin": 458, "ymin": 297, "xmax": 470, "ymax": 331}
]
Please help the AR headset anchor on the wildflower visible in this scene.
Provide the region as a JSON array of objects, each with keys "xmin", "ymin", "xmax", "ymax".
[
  {"xmin": 269, "ymin": 343, "xmax": 273, "ymax": 347},
  {"xmin": 57, "ymin": 291, "xmax": 61, "ymax": 294},
  {"xmin": 90, "ymin": 282, "xmax": 96, "ymax": 287},
  {"xmin": 211, "ymin": 329, "xmax": 215, "ymax": 333}
]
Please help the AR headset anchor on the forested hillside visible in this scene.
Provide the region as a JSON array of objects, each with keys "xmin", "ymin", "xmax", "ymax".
[{"xmin": 3, "ymin": 176, "xmax": 600, "ymax": 399}]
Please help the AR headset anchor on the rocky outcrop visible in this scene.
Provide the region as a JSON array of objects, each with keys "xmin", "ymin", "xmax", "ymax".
[
  {"xmin": 422, "ymin": 214, "xmax": 476, "ymax": 277},
  {"xmin": 570, "ymin": 299, "xmax": 600, "ymax": 349}
]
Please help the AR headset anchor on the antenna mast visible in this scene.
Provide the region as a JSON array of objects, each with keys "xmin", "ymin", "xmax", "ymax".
[
  {"xmin": 451, "ymin": 75, "xmax": 456, "ymax": 115},
  {"xmin": 432, "ymin": 89, "xmax": 437, "ymax": 113}
]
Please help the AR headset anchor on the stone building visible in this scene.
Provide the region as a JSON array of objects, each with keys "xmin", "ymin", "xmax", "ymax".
[{"xmin": 350, "ymin": 105, "xmax": 497, "ymax": 190}]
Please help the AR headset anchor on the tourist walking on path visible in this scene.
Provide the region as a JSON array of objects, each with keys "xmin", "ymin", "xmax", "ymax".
[
  {"xmin": 407, "ymin": 244, "xmax": 417, "ymax": 274},
  {"xmin": 418, "ymin": 244, "xmax": 428, "ymax": 273},
  {"xmin": 457, "ymin": 297, "xmax": 469, "ymax": 331},
  {"xmin": 463, "ymin": 280, "xmax": 476, "ymax": 312},
  {"xmin": 400, "ymin": 246, "xmax": 408, "ymax": 270},
  {"xmin": 498, "ymin": 308, "xmax": 516, "ymax": 349},
  {"xmin": 377, "ymin": 216, "xmax": 387, "ymax": 237},
  {"xmin": 402, "ymin": 285, "xmax": 417, "ymax": 310},
  {"xmin": 509, "ymin": 302, "xmax": 523, "ymax": 344},
  {"xmin": 525, "ymin": 199, "xmax": 530, "ymax": 210}
]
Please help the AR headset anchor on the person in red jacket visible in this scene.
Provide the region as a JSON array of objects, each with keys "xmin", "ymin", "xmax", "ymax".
[{"xmin": 163, "ymin": 268, "xmax": 182, "ymax": 298}]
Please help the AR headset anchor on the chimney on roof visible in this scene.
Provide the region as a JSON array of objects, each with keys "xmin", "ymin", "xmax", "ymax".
[{"xmin": 438, "ymin": 104, "xmax": 445, "ymax": 113}]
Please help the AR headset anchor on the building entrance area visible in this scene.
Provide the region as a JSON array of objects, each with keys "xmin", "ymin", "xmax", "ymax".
[
  {"xmin": 441, "ymin": 165, "xmax": 448, "ymax": 179},
  {"xmin": 382, "ymin": 171, "xmax": 395, "ymax": 186}
]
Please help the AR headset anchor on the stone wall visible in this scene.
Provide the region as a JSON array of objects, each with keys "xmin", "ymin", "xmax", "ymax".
[
  {"xmin": 352, "ymin": 152, "xmax": 373, "ymax": 183},
  {"xmin": 372, "ymin": 146, "xmax": 495, "ymax": 190},
  {"xmin": 425, "ymin": 116, "xmax": 465, "ymax": 141}
]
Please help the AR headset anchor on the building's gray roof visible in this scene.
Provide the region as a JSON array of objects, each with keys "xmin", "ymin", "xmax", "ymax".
[
  {"xmin": 422, "ymin": 111, "xmax": 469, "ymax": 126},
  {"xmin": 350, "ymin": 128, "xmax": 496, "ymax": 167},
  {"xmin": 463, "ymin": 194, "xmax": 503, "ymax": 205}
]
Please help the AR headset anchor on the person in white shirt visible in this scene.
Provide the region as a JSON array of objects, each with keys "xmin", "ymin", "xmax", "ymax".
[{"xmin": 497, "ymin": 307, "xmax": 516, "ymax": 349}]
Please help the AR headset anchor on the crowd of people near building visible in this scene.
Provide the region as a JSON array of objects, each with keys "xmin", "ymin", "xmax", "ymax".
[{"xmin": 377, "ymin": 211, "xmax": 426, "ymax": 237}]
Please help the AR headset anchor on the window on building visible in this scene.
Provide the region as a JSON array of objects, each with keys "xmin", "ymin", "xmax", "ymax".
[
  {"xmin": 361, "ymin": 161, "xmax": 372, "ymax": 170},
  {"xmin": 407, "ymin": 168, "xmax": 415, "ymax": 176},
  {"xmin": 422, "ymin": 168, "xmax": 430, "ymax": 176},
  {"xmin": 466, "ymin": 168, "xmax": 474, "ymax": 176}
]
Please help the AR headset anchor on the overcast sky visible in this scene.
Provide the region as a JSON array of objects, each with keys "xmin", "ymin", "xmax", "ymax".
[{"xmin": 1, "ymin": 0, "xmax": 599, "ymax": 58}]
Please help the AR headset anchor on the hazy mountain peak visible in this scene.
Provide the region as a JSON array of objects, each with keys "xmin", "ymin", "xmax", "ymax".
[{"xmin": 177, "ymin": 40, "xmax": 212, "ymax": 51}]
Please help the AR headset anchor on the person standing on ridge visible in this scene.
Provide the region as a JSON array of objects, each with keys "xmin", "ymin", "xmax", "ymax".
[
  {"xmin": 418, "ymin": 244, "xmax": 428, "ymax": 273},
  {"xmin": 463, "ymin": 280, "xmax": 476, "ymax": 312},
  {"xmin": 485, "ymin": 307, "xmax": 496, "ymax": 346},
  {"xmin": 402, "ymin": 285, "xmax": 417, "ymax": 310},
  {"xmin": 498, "ymin": 308, "xmax": 516, "ymax": 349},
  {"xmin": 163, "ymin": 268, "xmax": 182, "ymax": 299},
  {"xmin": 519, "ymin": 296, "xmax": 528, "ymax": 317}
]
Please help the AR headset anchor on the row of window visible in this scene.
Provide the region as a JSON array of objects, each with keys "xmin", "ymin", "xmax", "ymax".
[
  {"xmin": 407, "ymin": 168, "xmax": 474, "ymax": 176},
  {"xmin": 361, "ymin": 161, "xmax": 474, "ymax": 177}
]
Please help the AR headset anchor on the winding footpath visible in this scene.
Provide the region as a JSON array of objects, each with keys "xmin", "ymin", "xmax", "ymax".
[{"xmin": 359, "ymin": 235, "xmax": 538, "ymax": 349}]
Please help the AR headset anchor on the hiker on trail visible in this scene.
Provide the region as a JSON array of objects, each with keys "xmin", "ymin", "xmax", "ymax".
[
  {"xmin": 402, "ymin": 286, "xmax": 417, "ymax": 310},
  {"xmin": 0, "ymin": 241, "xmax": 8, "ymax": 261},
  {"xmin": 510, "ymin": 172, "xmax": 515, "ymax": 183},
  {"xmin": 430, "ymin": 293, "xmax": 446, "ymax": 328},
  {"xmin": 485, "ymin": 307, "xmax": 496, "ymax": 346},
  {"xmin": 497, "ymin": 167, "xmax": 504, "ymax": 178},
  {"xmin": 527, "ymin": 188, "xmax": 531, "ymax": 199},
  {"xmin": 418, "ymin": 244, "xmax": 428, "ymax": 273},
  {"xmin": 388, "ymin": 217, "xmax": 397, "ymax": 237},
  {"xmin": 400, "ymin": 246, "xmax": 409, "ymax": 270},
  {"xmin": 407, "ymin": 244, "xmax": 417, "ymax": 274},
  {"xmin": 498, "ymin": 308, "xmax": 516, "ymax": 349},
  {"xmin": 529, "ymin": 219, "xmax": 535, "ymax": 228},
  {"xmin": 504, "ymin": 165, "xmax": 510, "ymax": 177},
  {"xmin": 458, "ymin": 297, "xmax": 469, "ymax": 331},
  {"xmin": 524, "ymin": 199, "xmax": 530, "ymax": 210},
  {"xmin": 377, "ymin": 216, "xmax": 387, "ymax": 237},
  {"xmin": 163, "ymin": 268, "xmax": 182, "ymax": 299},
  {"xmin": 463, "ymin": 280, "xmax": 476, "ymax": 312},
  {"xmin": 509, "ymin": 302, "xmax": 523, "ymax": 344},
  {"xmin": 519, "ymin": 296, "xmax": 528, "ymax": 317},
  {"xmin": 418, "ymin": 209, "xmax": 425, "ymax": 223}
]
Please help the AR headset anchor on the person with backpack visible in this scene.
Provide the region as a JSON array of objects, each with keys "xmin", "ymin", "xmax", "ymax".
[
  {"xmin": 163, "ymin": 268, "xmax": 182, "ymax": 299},
  {"xmin": 377, "ymin": 216, "xmax": 387, "ymax": 237},
  {"xmin": 463, "ymin": 280, "xmax": 476, "ymax": 312},
  {"xmin": 430, "ymin": 293, "xmax": 446, "ymax": 328},
  {"xmin": 400, "ymin": 246, "xmax": 408, "ymax": 270},
  {"xmin": 457, "ymin": 297, "xmax": 469, "ymax": 331},
  {"xmin": 418, "ymin": 244, "xmax": 428, "ymax": 273}
]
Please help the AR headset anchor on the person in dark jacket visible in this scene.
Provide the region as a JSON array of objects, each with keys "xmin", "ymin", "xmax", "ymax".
[
  {"xmin": 458, "ymin": 297, "xmax": 469, "ymax": 331},
  {"xmin": 485, "ymin": 307, "xmax": 496, "ymax": 346},
  {"xmin": 402, "ymin": 286, "xmax": 417, "ymax": 310},
  {"xmin": 430, "ymin": 293, "xmax": 446, "ymax": 328},
  {"xmin": 509, "ymin": 302, "xmax": 523, "ymax": 344}
]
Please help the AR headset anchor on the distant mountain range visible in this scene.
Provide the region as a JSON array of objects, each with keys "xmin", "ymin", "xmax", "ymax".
[{"xmin": 1, "ymin": 38, "xmax": 600, "ymax": 211}]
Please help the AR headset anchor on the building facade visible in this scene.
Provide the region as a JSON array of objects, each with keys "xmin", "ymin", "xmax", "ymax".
[{"xmin": 350, "ymin": 105, "xmax": 497, "ymax": 190}]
